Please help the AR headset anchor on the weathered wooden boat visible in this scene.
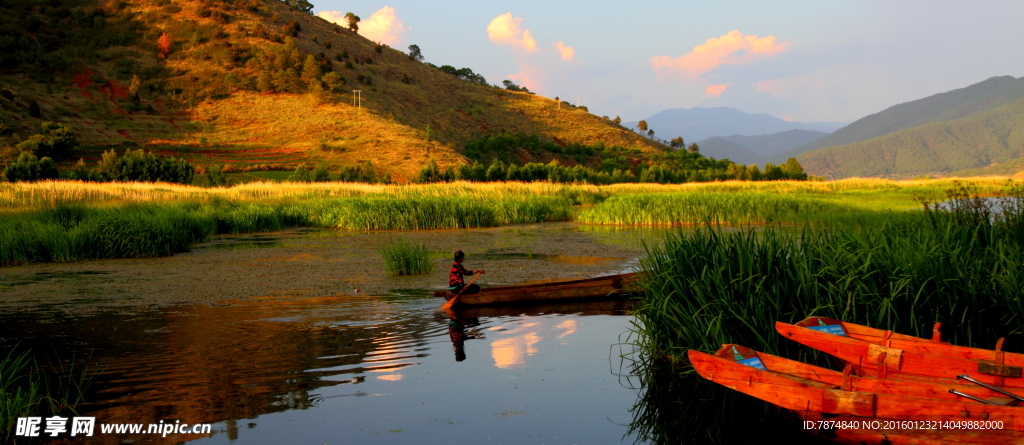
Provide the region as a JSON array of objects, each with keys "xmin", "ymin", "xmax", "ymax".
[
  {"xmin": 777, "ymin": 317, "xmax": 1024, "ymax": 387},
  {"xmin": 689, "ymin": 344, "xmax": 1024, "ymax": 444},
  {"xmin": 432, "ymin": 272, "xmax": 639, "ymax": 307}
]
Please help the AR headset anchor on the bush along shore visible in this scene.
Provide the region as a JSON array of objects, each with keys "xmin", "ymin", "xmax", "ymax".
[{"xmin": 625, "ymin": 183, "xmax": 1024, "ymax": 444}]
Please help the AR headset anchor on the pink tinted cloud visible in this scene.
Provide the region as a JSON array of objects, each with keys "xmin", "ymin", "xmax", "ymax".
[
  {"xmin": 487, "ymin": 13, "xmax": 538, "ymax": 52},
  {"xmin": 704, "ymin": 83, "xmax": 730, "ymax": 97},
  {"xmin": 318, "ymin": 7, "xmax": 411, "ymax": 45},
  {"xmin": 554, "ymin": 41, "xmax": 575, "ymax": 61},
  {"xmin": 508, "ymin": 65, "xmax": 544, "ymax": 92},
  {"xmin": 651, "ymin": 30, "xmax": 788, "ymax": 79}
]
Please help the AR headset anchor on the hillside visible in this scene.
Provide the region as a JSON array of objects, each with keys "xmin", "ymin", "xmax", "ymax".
[
  {"xmin": 948, "ymin": 157, "xmax": 1024, "ymax": 178},
  {"xmin": 697, "ymin": 129, "xmax": 828, "ymax": 165},
  {"xmin": 0, "ymin": 0, "xmax": 666, "ymax": 179},
  {"xmin": 625, "ymin": 107, "xmax": 843, "ymax": 143},
  {"xmin": 789, "ymin": 76, "xmax": 1024, "ymax": 158},
  {"xmin": 796, "ymin": 96, "xmax": 1024, "ymax": 178}
]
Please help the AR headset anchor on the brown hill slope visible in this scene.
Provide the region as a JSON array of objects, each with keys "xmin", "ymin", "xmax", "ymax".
[{"xmin": 0, "ymin": 0, "xmax": 665, "ymax": 177}]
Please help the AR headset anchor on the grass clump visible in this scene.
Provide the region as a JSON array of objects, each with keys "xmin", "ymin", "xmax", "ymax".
[
  {"xmin": 1, "ymin": 348, "xmax": 94, "ymax": 443},
  {"xmin": 379, "ymin": 238, "xmax": 433, "ymax": 276}
]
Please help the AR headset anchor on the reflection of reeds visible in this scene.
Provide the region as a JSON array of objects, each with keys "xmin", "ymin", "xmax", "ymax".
[
  {"xmin": 627, "ymin": 184, "xmax": 1024, "ymax": 444},
  {"xmin": 1, "ymin": 348, "xmax": 94, "ymax": 443},
  {"xmin": 379, "ymin": 238, "xmax": 433, "ymax": 276}
]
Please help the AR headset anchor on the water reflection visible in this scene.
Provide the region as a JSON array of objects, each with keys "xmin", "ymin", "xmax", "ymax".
[{"xmin": 2, "ymin": 296, "xmax": 639, "ymax": 444}]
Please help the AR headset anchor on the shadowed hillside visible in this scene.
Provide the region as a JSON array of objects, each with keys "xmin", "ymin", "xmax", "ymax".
[
  {"xmin": 796, "ymin": 96, "xmax": 1024, "ymax": 178},
  {"xmin": 0, "ymin": 0, "xmax": 666, "ymax": 178}
]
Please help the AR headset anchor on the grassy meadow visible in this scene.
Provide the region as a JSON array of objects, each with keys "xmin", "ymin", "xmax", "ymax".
[{"xmin": 1, "ymin": 177, "xmax": 1021, "ymax": 267}]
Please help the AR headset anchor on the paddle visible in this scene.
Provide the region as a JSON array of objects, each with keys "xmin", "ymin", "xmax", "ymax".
[{"xmin": 440, "ymin": 273, "xmax": 481, "ymax": 311}]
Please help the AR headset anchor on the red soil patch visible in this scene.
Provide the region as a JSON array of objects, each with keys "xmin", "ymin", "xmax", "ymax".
[
  {"xmin": 100, "ymin": 80, "xmax": 129, "ymax": 102},
  {"xmin": 116, "ymin": 129, "xmax": 135, "ymax": 140}
]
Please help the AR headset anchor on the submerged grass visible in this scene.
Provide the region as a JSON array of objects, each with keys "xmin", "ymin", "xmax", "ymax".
[
  {"xmin": 626, "ymin": 184, "xmax": 1024, "ymax": 444},
  {"xmin": 379, "ymin": 238, "xmax": 433, "ymax": 276}
]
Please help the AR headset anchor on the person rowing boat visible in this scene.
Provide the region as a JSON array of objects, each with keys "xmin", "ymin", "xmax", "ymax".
[{"xmin": 448, "ymin": 249, "xmax": 484, "ymax": 296}]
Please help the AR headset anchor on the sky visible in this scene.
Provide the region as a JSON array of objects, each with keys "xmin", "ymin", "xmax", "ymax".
[{"xmin": 312, "ymin": 0, "xmax": 1024, "ymax": 123}]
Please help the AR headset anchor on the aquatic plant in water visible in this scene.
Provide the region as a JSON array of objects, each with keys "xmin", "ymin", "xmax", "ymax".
[{"xmin": 379, "ymin": 238, "xmax": 433, "ymax": 276}]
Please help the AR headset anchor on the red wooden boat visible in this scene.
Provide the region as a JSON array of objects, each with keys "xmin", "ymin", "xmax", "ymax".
[
  {"xmin": 431, "ymin": 273, "xmax": 639, "ymax": 307},
  {"xmin": 776, "ymin": 318, "xmax": 1024, "ymax": 388},
  {"xmin": 689, "ymin": 344, "xmax": 1024, "ymax": 444}
]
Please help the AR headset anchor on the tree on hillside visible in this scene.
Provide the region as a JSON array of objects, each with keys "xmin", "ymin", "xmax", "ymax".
[
  {"xmin": 647, "ymin": 129, "xmax": 655, "ymax": 139},
  {"xmin": 16, "ymin": 122, "xmax": 78, "ymax": 160},
  {"xmin": 301, "ymin": 54, "xmax": 322, "ymax": 88},
  {"xmin": 670, "ymin": 136, "xmax": 684, "ymax": 148},
  {"xmin": 408, "ymin": 44, "xmax": 423, "ymax": 62},
  {"xmin": 687, "ymin": 143, "xmax": 699, "ymax": 154},
  {"xmin": 345, "ymin": 13, "xmax": 361, "ymax": 33},
  {"xmin": 157, "ymin": 32, "xmax": 171, "ymax": 59},
  {"xmin": 284, "ymin": 0, "xmax": 314, "ymax": 14},
  {"xmin": 637, "ymin": 120, "xmax": 648, "ymax": 134},
  {"xmin": 613, "ymin": 116, "xmax": 622, "ymax": 125}
]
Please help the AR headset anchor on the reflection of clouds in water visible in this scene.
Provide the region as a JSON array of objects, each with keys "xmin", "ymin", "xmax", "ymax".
[
  {"xmin": 376, "ymin": 374, "xmax": 403, "ymax": 381},
  {"xmin": 491, "ymin": 333, "xmax": 541, "ymax": 368},
  {"xmin": 489, "ymin": 319, "xmax": 581, "ymax": 368},
  {"xmin": 556, "ymin": 319, "xmax": 578, "ymax": 339}
]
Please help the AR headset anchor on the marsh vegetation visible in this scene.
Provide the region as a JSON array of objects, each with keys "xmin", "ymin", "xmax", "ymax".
[{"xmin": 626, "ymin": 182, "xmax": 1024, "ymax": 444}]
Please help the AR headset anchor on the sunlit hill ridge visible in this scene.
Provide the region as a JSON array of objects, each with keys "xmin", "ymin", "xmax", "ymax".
[{"xmin": 0, "ymin": 0, "xmax": 667, "ymax": 180}]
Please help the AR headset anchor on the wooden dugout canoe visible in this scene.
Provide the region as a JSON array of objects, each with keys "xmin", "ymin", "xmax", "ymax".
[
  {"xmin": 432, "ymin": 272, "xmax": 639, "ymax": 307},
  {"xmin": 777, "ymin": 317, "xmax": 1024, "ymax": 388},
  {"xmin": 689, "ymin": 345, "xmax": 1024, "ymax": 444}
]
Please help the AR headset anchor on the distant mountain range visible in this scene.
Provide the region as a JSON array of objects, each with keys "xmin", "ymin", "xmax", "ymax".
[
  {"xmin": 624, "ymin": 107, "xmax": 845, "ymax": 143},
  {"xmin": 790, "ymin": 76, "xmax": 1024, "ymax": 178},
  {"xmin": 695, "ymin": 130, "xmax": 829, "ymax": 165}
]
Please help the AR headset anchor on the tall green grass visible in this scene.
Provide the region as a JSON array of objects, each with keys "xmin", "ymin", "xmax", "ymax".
[
  {"xmin": 379, "ymin": 238, "xmax": 433, "ymax": 276},
  {"xmin": 627, "ymin": 185, "xmax": 1024, "ymax": 444},
  {"xmin": 577, "ymin": 192, "xmax": 879, "ymax": 226},
  {"xmin": 0, "ymin": 195, "xmax": 572, "ymax": 266}
]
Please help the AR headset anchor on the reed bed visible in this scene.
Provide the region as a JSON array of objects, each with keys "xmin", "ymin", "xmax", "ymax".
[
  {"xmin": 378, "ymin": 238, "xmax": 433, "ymax": 276},
  {"xmin": 3, "ymin": 178, "xmax": 1019, "ymax": 212},
  {"xmin": 626, "ymin": 187, "xmax": 1024, "ymax": 444},
  {"xmin": 576, "ymin": 192, "xmax": 859, "ymax": 226},
  {"xmin": 0, "ymin": 195, "xmax": 572, "ymax": 266}
]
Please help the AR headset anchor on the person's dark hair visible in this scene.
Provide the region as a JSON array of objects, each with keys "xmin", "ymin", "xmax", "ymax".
[{"xmin": 454, "ymin": 249, "xmax": 465, "ymax": 261}]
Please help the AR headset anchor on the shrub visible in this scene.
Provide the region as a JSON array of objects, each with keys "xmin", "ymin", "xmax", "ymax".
[
  {"xmin": 206, "ymin": 164, "xmax": 227, "ymax": 187},
  {"xmin": 95, "ymin": 149, "xmax": 194, "ymax": 184},
  {"xmin": 3, "ymin": 152, "xmax": 59, "ymax": 182},
  {"xmin": 289, "ymin": 163, "xmax": 312, "ymax": 182},
  {"xmin": 312, "ymin": 164, "xmax": 331, "ymax": 182}
]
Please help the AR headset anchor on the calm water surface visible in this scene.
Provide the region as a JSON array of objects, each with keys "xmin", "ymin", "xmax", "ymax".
[{"xmin": 3, "ymin": 296, "xmax": 643, "ymax": 444}]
